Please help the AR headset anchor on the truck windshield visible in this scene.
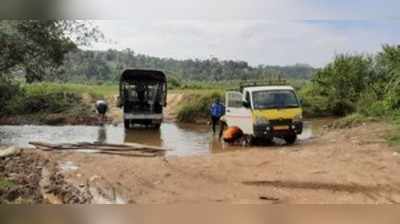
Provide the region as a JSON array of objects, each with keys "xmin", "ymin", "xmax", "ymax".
[
  {"xmin": 252, "ymin": 90, "xmax": 299, "ymax": 109},
  {"xmin": 125, "ymin": 82, "xmax": 162, "ymax": 103}
]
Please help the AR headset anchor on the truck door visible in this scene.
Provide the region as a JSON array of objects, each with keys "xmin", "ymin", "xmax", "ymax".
[{"xmin": 224, "ymin": 91, "xmax": 254, "ymax": 135}]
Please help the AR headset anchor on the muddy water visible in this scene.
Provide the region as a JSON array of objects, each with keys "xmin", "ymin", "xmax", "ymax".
[{"xmin": 0, "ymin": 119, "xmax": 328, "ymax": 156}]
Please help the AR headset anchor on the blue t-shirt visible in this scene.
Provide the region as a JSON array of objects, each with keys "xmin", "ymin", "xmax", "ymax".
[{"xmin": 210, "ymin": 103, "xmax": 225, "ymax": 118}]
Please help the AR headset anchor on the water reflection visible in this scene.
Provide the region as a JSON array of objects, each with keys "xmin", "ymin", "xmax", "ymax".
[
  {"xmin": 0, "ymin": 119, "xmax": 325, "ymax": 156},
  {"xmin": 124, "ymin": 128, "xmax": 162, "ymax": 147},
  {"xmin": 97, "ymin": 126, "xmax": 107, "ymax": 144}
]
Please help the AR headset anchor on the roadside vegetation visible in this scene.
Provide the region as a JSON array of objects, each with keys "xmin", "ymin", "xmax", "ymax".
[
  {"xmin": 0, "ymin": 81, "xmax": 87, "ymax": 121},
  {"xmin": 0, "ymin": 179, "xmax": 15, "ymax": 190},
  {"xmin": 300, "ymin": 45, "xmax": 400, "ymax": 146},
  {"xmin": 302, "ymin": 45, "xmax": 400, "ymax": 119},
  {"xmin": 176, "ymin": 91, "xmax": 224, "ymax": 123},
  {"xmin": 0, "ymin": 80, "xmax": 118, "ymax": 124}
]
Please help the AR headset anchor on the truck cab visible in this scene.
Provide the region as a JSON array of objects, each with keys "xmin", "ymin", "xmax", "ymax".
[
  {"xmin": 119, "ymin": 69, "xmax": 167, "ymax": 129},
  {"xmin": 222, "ymin": 84, "xmax": 303, "ymax": 144}
]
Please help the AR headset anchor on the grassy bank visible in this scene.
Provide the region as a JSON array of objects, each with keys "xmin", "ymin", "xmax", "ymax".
[
  {"xmin": 175, "ymin": 91, "xmax": 224, "ymax": 123},
  {"xmin": 329, "ymin": 113, "xmax": 379, "ymax": 129},
  {"xmin": 56, "ymin": 83, "xmax": 118, "ymax": 98},
  {"xmin": 0, "ymin": 81, "xmax": 118, "ymax": 125},
  {"xmin": 327, "ymin": 112, "xmax": 400, "ymax": 151},
  {"xmin": 0, "ymin": 179, "xmax": 15, "ymax": 190}
]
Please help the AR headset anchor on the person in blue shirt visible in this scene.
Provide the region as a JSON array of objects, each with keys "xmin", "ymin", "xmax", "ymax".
[{"xmin": 210, "ymin": 98, "xmax": 225, "ymax": 134}]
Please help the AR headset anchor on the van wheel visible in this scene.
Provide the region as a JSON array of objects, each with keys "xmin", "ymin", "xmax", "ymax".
[
  {"xmin": 243, "ymin": 135, "xmax": 254, "ymax": 146},
  {"xmin": 124, "ymin": 120, "xmax": 130, "ymax": 129},
  {"xmin": 284, "ymin": 135, "xmax": 297, "ymax": 145},
  {"xmin": 262, "ymin": 137, "xmax": 273, "ymax": 145}
]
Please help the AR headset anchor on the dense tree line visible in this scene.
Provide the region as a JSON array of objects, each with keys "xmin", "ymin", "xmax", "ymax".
[
  {"xmin": 0, "ymin": 20, "xmax": 316, "ymax": 83},
  {"xmin": 57, "ymin": 49, "xmax": 317, "ymax": 83}
]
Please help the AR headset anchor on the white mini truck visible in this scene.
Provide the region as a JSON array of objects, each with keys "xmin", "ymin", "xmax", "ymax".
[{"xmin": 222, "ymin": 84, "xmax": 303, "ymax": 144}]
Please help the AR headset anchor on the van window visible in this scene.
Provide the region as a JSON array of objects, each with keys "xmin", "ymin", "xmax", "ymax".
[
  {"xmin": 227, "ymin": 92, "xmax": 243, "ymax": 108},
  {"xmin": 252, "ymin": 90, "xmax": 299, "ymax": 110}
]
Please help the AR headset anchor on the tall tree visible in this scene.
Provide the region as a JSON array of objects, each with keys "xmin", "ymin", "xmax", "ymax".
[{"xmin": 0, "ymin": 20, "xmax": 102, "ymax": 82}]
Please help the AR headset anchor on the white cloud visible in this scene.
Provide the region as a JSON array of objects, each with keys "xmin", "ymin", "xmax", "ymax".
[
  {"xmin": 92, "ymin": 19, "xmax": 399, "ymax": 67},
  {"xmin": 66, "ymin": 0, "xmax": 399, "ymax": 20},
  {"xmin": 76, "ymin": 1, "xmax": 399, "ymax": 67}
]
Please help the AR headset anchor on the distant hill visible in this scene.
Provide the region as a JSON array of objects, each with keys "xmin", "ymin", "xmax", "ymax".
[{"xmin": 57, "ymin": 49, "xmax": 317, "ymax": 83}]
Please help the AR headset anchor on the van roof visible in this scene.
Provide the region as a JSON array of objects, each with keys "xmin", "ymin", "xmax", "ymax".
[
  {"xmin": 243, "ymin": 85, "xmax": 295, "ymax": 92},
  {"xmin": 120, "ymin": 69, "xmax": 166, "ymax": 82}
]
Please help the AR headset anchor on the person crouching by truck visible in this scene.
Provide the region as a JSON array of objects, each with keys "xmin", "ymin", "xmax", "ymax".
[
  {"xmin": 95, "ymin": 100, "xmax": 108, "ymax": 123},
  {"xmin": 210, "ymin": 98, "xmax": 225, "ymax": 134}
]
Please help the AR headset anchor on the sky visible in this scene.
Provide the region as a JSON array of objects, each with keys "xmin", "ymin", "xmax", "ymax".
[{"xmin": 68, "ymin": 0, "xmax": 400, "ymax": 67}]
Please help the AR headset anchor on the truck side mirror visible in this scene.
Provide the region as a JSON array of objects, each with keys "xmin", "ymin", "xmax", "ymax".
[
  {"xmin": 242, "ymin": 101, "xmax": 250, "ymax": 108},
  {"xmin": 299, "ymin": 99, "xmax": 304, "ymax": 106}
]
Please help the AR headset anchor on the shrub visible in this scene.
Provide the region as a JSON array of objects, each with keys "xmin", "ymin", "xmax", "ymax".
[
  {"xmin": 2, "ymin": 83, "xmax": 84, "ymax": 115},
  {"xmin": 176, "ymin": 92, "xmax": 223, "ymax": 122},
  {"xmin": 168, "ymin": 77, "xmax": 182, "ymax": 89},
  {"xmin": 307, "ymin": 54, "xmax": 374, "ymax": 116},
  {"xmin": 23, "ymin": 83, "xmax": 82, "ymax": 114},
  {"xmin": 0, "ymin": 179, "xmax": 15, "ymax": 190},
  {"xmin": 299, "ymin": 83, "xmax": 331, "ymax": 117},
  {"xmin": 0, "ymin": 77, "xmax": 24, "ymax": 115}
]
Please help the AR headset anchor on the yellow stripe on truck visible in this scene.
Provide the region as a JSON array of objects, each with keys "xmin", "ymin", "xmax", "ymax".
[{"xmin": 252, "ymin": 108, "xmax": 302, "ymax": 121}]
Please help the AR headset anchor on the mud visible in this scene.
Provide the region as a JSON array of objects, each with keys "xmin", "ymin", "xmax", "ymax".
[
  {"xmin": 0, "ymin": 151, "xmax": 91, "ymax": 204},
  {"xmin": 41, "ymin": 122, "xmax": 400, "ymax": 204},
  {"xmin": 0, "ymin": 151, "xmax": 44, "ymax": 203}
]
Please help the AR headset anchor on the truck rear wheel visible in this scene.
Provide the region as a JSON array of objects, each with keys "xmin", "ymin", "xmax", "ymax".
[
  {"xmin": 124, "ymin": 119, "xmax": 130, "ymax": 129},
  {"xmin": 284, "ymin": 135, "xmax": 297, "ymax": 145}
]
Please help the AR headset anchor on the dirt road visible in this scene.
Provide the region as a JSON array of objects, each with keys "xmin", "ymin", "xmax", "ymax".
[{"xmin": 40, "ymin": 122, "xmax": 400, "ymax": 204}]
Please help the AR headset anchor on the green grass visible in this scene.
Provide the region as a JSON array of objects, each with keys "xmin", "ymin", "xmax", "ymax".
[
  {"xmin": 176, "ymin": 91, "xmax": 223, "ymax": 122},
  {"xmin": 23, "ymin": 83, "xmax": 118, "ymax": 99},
  {"xmin": 170, "ymin": 88, "xmax": 225, "ymax": 95},
  {"xmin": 387, "ymin": 133, "xmax": 400, "ymax": 149},
  {"xmin": 330, "ymin": 113, "xmax": 378, "ymax": 129},
  {"xmin": 329, "ymin": 113, "xmax": 400, "ymax": 151},
  {"xmin": 0, "ymin": 179, "xmax": 15, "ymax": 190},
  {"xmin": 386, "ymin": 116, "xmax": 400, "ymax": 149},
  {"xmin": 0, "ymin": 82, "xmax": 115, "ymax": 116}
]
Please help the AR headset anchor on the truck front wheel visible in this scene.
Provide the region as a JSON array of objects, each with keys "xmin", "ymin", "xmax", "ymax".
[{"xmin": 284, "ymin": 134, "xmax": 297, "ymax": 145}]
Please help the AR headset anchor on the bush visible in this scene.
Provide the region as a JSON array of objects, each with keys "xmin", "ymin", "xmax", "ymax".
[
  {"xmin": 26, "ymin": 84, "xmax": 82, "ymax": 113},
  {"xmin": 0, "ymin": 179, "xmax": 15, "ymax": 190},
  {"xmin": 309, "ymin": 54, "xmax": 373, "ymax": 116},
  {"xmin": 2, "ymin": 83, "xmax": 84, "ymax": 115},
  {"xmin": 176, "ymin": 92, "xmax": 223, "ymax": 122},
  {"xmin": 299, "ymin": 83, "xmax": 331, "ymax": 117},
  {"xmin": 0, "ymin": 77, "xmax": 24, "ymax": 115},
  {"xmin": 168, "ymin": 77, "xmax": 182, "ymax": 89}
]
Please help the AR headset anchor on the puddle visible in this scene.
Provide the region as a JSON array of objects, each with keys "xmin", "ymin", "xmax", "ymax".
[
  {"xmin": 89, "ymin": 186, "xmax": 127, "ymax": 204},
  {"xmin": 0, "ymin": 119, "xmax": 330, "ymax": 156},
  {"xmin": 59, "ymin": 161, "xmax": 79, "ymax": 172}
]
